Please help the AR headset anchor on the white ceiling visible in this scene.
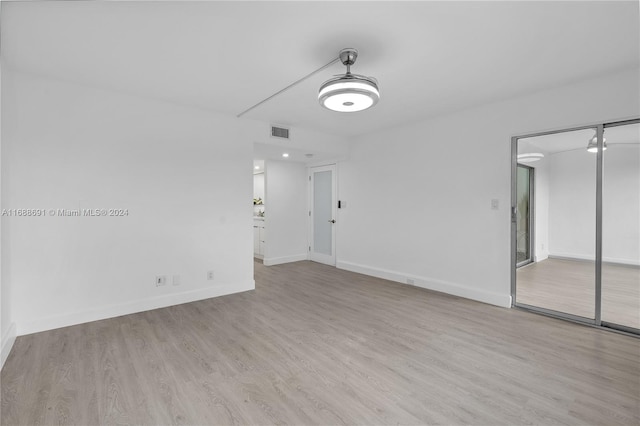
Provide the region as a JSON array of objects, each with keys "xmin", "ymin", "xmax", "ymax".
[
  {"xmin": 2, "ymin": 1, "xmax": 639, "ymax": 137},
  {"xmin": 253, "ymin": 142, "xmax": 341, "ymax": 164}
]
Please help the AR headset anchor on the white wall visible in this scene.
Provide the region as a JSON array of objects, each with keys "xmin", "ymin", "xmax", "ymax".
[
  {"xmin": 263, "ymin": 160, "xmax": 308, "ymax": 266},
  {"xmin": 2, "ymin": 71, "xmax": 254, "ymax": 336},
  {"xmin": 337, "ymin": 68, "xmax": 639, "ymax": 307},
  {"xmin": 253, "ymin": 173, "xmax": 265, "ymax": 201},
  {"xmin": 548, "ymin": 144, "xmax": 640, "ymax": 265},
  {"xmin": 603, "ymin": 144, "xmax": 640, "ymax": 264},
  {"xmin": 0, "ymin": 60, "xmax": 16, "ymax": 369},
  {"xmin": 548, "ymin": 148, "xmax": 597, "ymax": 261}
]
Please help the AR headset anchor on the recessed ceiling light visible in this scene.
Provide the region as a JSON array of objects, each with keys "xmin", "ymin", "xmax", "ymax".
[
  {"xmin": 254, "ymin": 165, "xmax": 260, "ymax": 170},
  {"xmin": 282, "ymin": 153, "xmax": 289, "ymax": 158},
  {"xmin": 517, "ymin": 153, "xmax": 544, "ymax": 163}
]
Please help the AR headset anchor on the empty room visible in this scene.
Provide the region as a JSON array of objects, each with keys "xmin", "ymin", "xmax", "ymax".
[{"xmin": 1, "ymin": 1, "xmax": 639, "ymax": 425}]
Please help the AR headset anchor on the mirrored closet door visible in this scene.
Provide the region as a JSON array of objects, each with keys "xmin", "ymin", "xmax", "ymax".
[
  {"xmin": 601, "ymin": 122, "xmax": 640, "ymax": 332},
  {"xmin": 512, "ymin": 119, "xmax": 639, "ymax": 334}
]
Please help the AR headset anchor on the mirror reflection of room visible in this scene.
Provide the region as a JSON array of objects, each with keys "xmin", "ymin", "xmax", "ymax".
[{"xmin": 515, "ymin": 124, "xmax": 639, "ymax": 330}]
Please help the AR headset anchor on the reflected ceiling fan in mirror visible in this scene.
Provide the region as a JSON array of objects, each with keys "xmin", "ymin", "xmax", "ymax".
[
  {"xmin": 587, "ymin": 131, "xmax": 607, "ymax": 153},
  {"xmin": 517, "ymin": 153, "xmax": 544, "ymax": 163}
]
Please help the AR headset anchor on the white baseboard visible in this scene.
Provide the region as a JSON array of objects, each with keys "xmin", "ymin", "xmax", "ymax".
[
  {"xmin": 549, "ymin": 252, "xmax": 640, "ymax": 266},
  {"xmin": 17, "ymin": 280, "xmax": 255, "ymax": 336},
  {"xmin": 534, "ymin": 250, "xmax": 549, "ymax": 262},
  {"xmin": 263, "ymin": 253, "xmax": 308, "ymax": 266},
  {"xmin": 337, "ymin": 261, "xmax": 511, "ymax": 308},
  {"xmin": 1, "ymin": 322, "xmax": 17, "ymax": 370}
]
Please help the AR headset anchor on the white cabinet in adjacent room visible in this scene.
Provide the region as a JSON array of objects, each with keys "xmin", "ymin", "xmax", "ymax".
[{"xmin": 253, "ymin": 219, "xmax": 265, "ymax": 258}]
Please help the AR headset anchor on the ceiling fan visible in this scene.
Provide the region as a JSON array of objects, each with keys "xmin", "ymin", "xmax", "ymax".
[{"xmin": 237, "ymin": 48, "xmax": 380, "ymax": 117}]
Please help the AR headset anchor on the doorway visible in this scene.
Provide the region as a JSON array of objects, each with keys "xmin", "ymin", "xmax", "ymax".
[
  {"xmin": 511, "ymin": 119, "xmax": 640, "ymax": 334},
  {"xmin": 309, "ymin": 164, "xmax": 337, "ymax": 266}
]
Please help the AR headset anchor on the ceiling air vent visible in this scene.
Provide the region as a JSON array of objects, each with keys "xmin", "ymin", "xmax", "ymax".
[{"xmin": 271, "ymin": 126, "xmax": 290, "ymax": 139}]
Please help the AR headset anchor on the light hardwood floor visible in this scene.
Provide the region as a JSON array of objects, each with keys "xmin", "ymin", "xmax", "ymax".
[
  {"xmin": 517, "ymin": 258, "xmax": 640, "ymax": 328},
  {"xmin": 2, "ymin": 260, "xmax": 639, "ymax": 425}
]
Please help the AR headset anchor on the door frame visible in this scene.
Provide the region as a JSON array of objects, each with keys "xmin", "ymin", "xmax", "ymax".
[
  {"xmin": 308, "ymin": 164, "xmax": 337, "ymax": 266},
  {"xmin": 515, "ymin": 163, "xmax": 535, "ymax": 268},
  {"xmin": 510, "ymin": 118, "xmax": 640, "ymax": 335}
]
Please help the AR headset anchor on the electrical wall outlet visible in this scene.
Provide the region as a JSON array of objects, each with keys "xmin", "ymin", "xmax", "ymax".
[
  {"xmin": 172, "ymin": 275, "xmax": 181, "ymax": 286},
  {"xmin": 207, "ymin": 271, "xmax": 214, "ymax": 281},
  {"xmin": 155, "ymin": 275, "xmax": 166, "ymax": 287}
]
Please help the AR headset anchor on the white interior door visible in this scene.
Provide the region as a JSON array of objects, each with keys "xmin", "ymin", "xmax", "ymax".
[{"xmin": 309, "ymin": 165, "xmax": 336, "ymax": 265}]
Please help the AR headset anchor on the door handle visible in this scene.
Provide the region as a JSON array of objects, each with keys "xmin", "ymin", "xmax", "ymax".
[{"xmin": 328, "ymin": 219, "xmax": 336, "ymax": 224}]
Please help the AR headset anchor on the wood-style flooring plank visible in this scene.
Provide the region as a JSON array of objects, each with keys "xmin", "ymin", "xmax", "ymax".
[
  {"xmin": 2, "ymin": 259, "xmax": 639, "ymax": 425},
  {"xmin": 517, "ymin": 258, "xmax": 640, "ymax": 328}
]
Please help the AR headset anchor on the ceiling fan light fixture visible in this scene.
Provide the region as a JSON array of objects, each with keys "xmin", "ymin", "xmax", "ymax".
[
  {"xmin": 587, "ymin": 135, "xmax": 607, "ymax": 153},
  {"xmin": 517, "ymin": 153, "xmax": 544, "ymax": 163},
  {"xmin": 318, "ymin": 48, "xmax": 380, "ymax": 113}
]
